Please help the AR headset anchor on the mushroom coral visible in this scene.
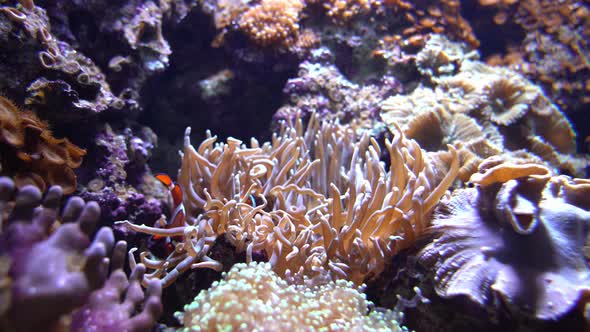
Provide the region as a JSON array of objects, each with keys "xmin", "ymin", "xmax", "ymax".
[
  {"xmin": 118, "ymin": 113, "xmax": 458, "ymax": 287},
  {"xmin": 175, "ymin": 261, "xmax": 407, "ymax": 331},
  {"xmin": 381, "ymin": 35, "xmax": 585, "ymax": 180},
  {"xmin": 0, "ymin": 96, "xmax": 86, "ymax": 194},
  {"xmin": 419, "ymin": 157, "xmax": 590, "ymax": 320}
]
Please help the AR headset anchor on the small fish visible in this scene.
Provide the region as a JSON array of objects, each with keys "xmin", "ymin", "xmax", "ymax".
[{"xmin": 154, "ymin": 173, "xmax": 186, "ymax": 240}]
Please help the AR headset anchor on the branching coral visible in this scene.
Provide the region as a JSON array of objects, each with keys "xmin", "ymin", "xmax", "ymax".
[
  {"xmin": 0, "ymin": 96, "xmax": 86, "ymax": 194},
  {"xmin": 69, "ymin": 241, "xmax": 163, "ymax": 332},
  {"xmin": 0, "ymin": 177, "xmax": 113, "ymax": 331},
  {"xmin": 419, "ymin": 157, "xmax": 590, "ymax": 320},
  {"xmin": 118, "ymin": 113, "xmax": 458, "ymax": 287},
  {"xmin": 175, "ymin": 261, "xmax": 407, "ymax": 331},
  {"xmin": 0, "ymin": 176, "xmax": 162, "ymax": 331}
]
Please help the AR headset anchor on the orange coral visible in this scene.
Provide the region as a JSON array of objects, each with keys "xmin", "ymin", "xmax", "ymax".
[
  {"xmin": 481, "ymin": 0, "xmax": 590, "ymax": 111},
  {"xmin": 374, "ymin": 0, "xmax": 479, "ymax": 57},
  {"xmin": 322, "ymin": 0, "xmax": 372, "ymax": 23},
  {"xmin": 0, "ymin": 96, "xmax": 85, "ymax": 194},
  {"xmin": 238, "ymin": 0, "xmax": 304, "ymax": 48}
]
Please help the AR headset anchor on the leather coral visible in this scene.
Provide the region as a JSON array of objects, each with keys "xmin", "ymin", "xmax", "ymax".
[
  {"xmin": 419, "ymin": 157, "xmax": 590, "ymax": 320},
  {"xmin": 119, "ymin": 113, "xmax": 458, "ymax": 287}
]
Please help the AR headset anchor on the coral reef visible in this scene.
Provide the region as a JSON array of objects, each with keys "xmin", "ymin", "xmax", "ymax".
[
  {"xmin": 0, "ymin": 96, "xmax": 86, "ymax": 194},
  {"xmin": 118, "ymin": 113, "xmax": 458, "ymax": 287},
  {"xmin": 275, "ymin": 47, "xmax": 400, "ymax": 135},
  {"xmin": 419, "ymin": 157, "xmax": 590, "ymax": 320},
  {"xmin": 176, "ymin": 261, "xmax": 407, "ymax": 331},
  {"xmin": 380, "ymin": 35, "xmax": 586, "ymax": 181},
  {"xmin": 0, "ymin": 0, "xmax": 588, "ymax": 330}
]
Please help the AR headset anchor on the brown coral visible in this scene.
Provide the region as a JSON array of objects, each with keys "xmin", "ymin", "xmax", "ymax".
[
  {"xmin": 381, "ymin": 35, "xmax": 585, "ymax": 180},
  {"xmin": 118, "ymin": 113, "xmax": 458, "ymax": 287},
  {"xmin": 419, "ymin": 158, "xmax": 590, "ymax": 320},
  {"xmin": 480, "ymin": 0, "xmax": 590, "ymax": 113},
  {"xmin": 0, "ymin": 96, "xmax": 85, "ymax": 194}
]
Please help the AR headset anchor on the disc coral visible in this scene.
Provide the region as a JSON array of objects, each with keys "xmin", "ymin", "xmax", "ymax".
[{"xmin": 419, "ymin": 157, "xmax": 590, "ymax": 320}]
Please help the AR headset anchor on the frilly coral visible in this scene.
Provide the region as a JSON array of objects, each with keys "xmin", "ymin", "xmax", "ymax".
[
  {"xmin": 175, "ymin": 261, "xmax": 408, "ymax": 331},
  {"xmin": 381, "ymin": 34, "xmax": 585, "ymax": 179},
  {"xmin": 419, "ymin": 158, "xmax": 590, "ymax": 320},
  {"xmin": 0, "ymin": 96, "xmax": 86, "ymax": 194}
]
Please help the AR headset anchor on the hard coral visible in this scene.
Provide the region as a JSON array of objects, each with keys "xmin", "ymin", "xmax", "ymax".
[
  {"xmin": 118, "ymin": 113, "xmax": 458, "ymax": 287},
  {"xmin": 419, "ymin": 157, "xmax": 590, "ymax": 320},
  {"xmin": 0, "ymin": 177, "xmax": 114, "ymax": 331},
  {"xmin": 80, "ymin": 124, "xmax": 163, "ymax": 227},
  {"xmin": 238, "ymin": 0, "xmax": 304, "ymax": 48},
  {"xmin": 175, "ymin": 261, "xmax": 408, "ymax": 331},
  {"xmin": 276, "ymin": 47, "xmax": 399, "ymax": 136},
  {"xmin": 0, "ymin": 96, "xmax": 86, "ymax": 194},
  {"xmin": 0, "ymin": 4, "xmax": 129, "ymax": 120}
]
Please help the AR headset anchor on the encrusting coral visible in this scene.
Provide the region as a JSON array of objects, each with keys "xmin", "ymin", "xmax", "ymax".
[
  {"xmin": 175, "ymin": 261, "xmax": 408, "ymax": 331},
  {"xmin": 380, "ymin": 34, "xmax": 586, "ymax": 181},
  {"xmin": 0, "ymin": 96, "xmax": 86, "ymax": 194},
  {"xmin": 118, "ymin": 113, "xmax": 458, "ymax": 287},
  {"xmin": 419, "ymin": 156, "xmax": 590, "ymax": 320}
]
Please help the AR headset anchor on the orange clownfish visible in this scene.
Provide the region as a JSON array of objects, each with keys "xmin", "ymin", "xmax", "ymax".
[{"xmin": 155, "ymin": 173, "xmax": 186, "ymax": 240}]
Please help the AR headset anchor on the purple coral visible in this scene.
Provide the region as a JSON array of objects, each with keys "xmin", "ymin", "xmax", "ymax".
[
  {"xmin": 70, "ymin": 242, "xmax": 163, "ymax": 332},
  {"xmin": 81, "ymin": 125, "xmax": 163, "ymax": 227},
  {"xmin": 0, "ymin": 177, "xmax": 115, "ymax": 331},
  {"xmin": 419, "ymin": 161, "xmax": 590, "ymax": 321}
]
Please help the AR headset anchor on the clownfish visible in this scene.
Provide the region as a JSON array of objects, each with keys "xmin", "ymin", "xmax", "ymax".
[{"xmin": 154, "ymin": 173, "xmax": 186, "ymax": 240}]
